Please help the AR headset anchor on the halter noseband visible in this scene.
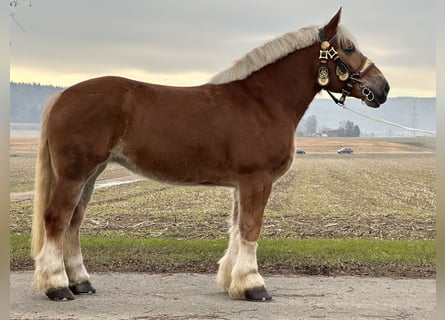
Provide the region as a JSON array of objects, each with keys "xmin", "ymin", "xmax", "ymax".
[{"xmin": 317, "ymin": 28, "xmax": 375, "ymax": 105}]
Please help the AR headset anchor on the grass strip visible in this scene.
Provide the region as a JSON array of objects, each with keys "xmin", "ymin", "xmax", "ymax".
[{"xmin": 10, "ymin": 234, "xmax": 435, "ymax": 277}]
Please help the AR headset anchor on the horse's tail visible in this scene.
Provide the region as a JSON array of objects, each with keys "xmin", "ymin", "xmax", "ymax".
[{"xmin": 31, "ymin": 92, "xmax": 62, "ymax": 258}]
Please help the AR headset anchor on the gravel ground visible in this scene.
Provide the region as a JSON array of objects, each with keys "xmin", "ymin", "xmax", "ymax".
[{"xmin": 10, "ymin": 271, "xmax": 437, "ymax": 320}]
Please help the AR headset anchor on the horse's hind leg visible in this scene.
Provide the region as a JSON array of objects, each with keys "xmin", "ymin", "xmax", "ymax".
[
  {"xmin": 217, "ymin": 188, "xmax": 240, "ymax": 290},
  {"xmin": 34, "ymin": 178, "xmax": 85, "ymax": 301},
  {"xmin": 227, "ymin": 175, "xmax": 272, "ymax": 301},
  {"xmin": 64, "ymin": 164, "xmax": 106, "ymax": 295}
]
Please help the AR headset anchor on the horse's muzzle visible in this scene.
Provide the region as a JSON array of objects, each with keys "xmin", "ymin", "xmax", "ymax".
[{"xmin": 363, "ymin": 79, "xmax": 390, "ymax": 108}]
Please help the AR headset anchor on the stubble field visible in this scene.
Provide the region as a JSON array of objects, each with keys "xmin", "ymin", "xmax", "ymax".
[{"xmin": 10, "ymin": 137, "xmax": 436, "ymax": 276}]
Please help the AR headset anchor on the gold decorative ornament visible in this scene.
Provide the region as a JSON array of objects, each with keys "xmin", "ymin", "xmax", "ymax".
[
  {"xmin": 336, "ymin": 66, "xmax": 349, "ymax": 81},
  {"xmin": 317, "ymin": 66, "xmax": 330, "ymax": 87},
  {"xmin": 321, "ymin": 41, "xmax": 330, "ymax": 51},
  {"xmin": 327, "ymin": 47, "xmax": 338, "ymax": 59},
  {"xmin": 319, "ymin": 50, "xmax": 328, "ymax": 60}
]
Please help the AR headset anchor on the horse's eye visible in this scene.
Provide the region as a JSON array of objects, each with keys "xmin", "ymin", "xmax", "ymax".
[{"xmin": 344, "ymin": 46, "xmax": 355, "ymax": 55}]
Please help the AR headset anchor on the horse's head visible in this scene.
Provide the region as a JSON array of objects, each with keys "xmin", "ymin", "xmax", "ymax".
[{"xmin": 317, "ymin": 8, "xmax": 390, "ymax": 108}]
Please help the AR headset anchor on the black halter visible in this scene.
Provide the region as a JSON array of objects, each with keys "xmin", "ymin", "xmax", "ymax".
[{"xmin": 317, "ymin": 28, "xmax": 375, "ymax": 105}]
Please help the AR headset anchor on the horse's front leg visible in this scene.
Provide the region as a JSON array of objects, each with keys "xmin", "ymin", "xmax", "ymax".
[{"xmin": 228, "ymin": 175, "xmax": 272, "ymax": 301}]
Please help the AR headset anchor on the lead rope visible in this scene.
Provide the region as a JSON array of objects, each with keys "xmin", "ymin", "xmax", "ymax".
[{"xmin": 336, "ymin": 99, "xmax": 436, "ymax": 135}]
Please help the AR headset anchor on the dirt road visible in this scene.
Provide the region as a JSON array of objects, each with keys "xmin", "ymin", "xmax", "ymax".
[
  {"xmin": 10, "ymin": 271, "xmax": 436, "ymax": 320},
  {"xmin": 9, "ymin": 174, "xmax": 143, "ymax": 203}
]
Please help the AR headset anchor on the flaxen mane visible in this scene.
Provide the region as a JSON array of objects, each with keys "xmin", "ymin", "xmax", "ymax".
[{"xmin": 209, "ymin": 25, "xmax": 356, "ymax": 85}]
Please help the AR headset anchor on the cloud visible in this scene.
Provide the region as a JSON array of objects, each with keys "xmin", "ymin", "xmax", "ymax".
[{"xmin": 10, "ymin": 0, "xmax": 435, "ymax": 96}]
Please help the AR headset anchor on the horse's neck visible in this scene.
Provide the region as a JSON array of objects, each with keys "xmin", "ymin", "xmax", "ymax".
[{"xmin": 243, "ymin": 44, "xmax": 320, "ymax": 127}]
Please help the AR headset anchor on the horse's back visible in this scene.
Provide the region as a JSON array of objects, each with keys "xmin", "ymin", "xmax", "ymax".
[{"xmin": 44, "ymin": 76, "xmax": 234, "ymax": 184}]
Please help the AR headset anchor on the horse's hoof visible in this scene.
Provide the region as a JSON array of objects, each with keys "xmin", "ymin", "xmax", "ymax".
[
  {"xmin": 46, "ymin": 287, "xmax": 75, "ymax": 301},
  {"xmin": 245, "ymin": 287, "xmax": 272, "ymax": 302},
  {"xmin": 69, "ymin": 280, "xmax": 96, "ymax": 295}
]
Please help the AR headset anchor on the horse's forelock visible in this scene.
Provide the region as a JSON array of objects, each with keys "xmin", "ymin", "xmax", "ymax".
[{"xmin": 336, "ymin": 25, "xmax": 359, "ymax": 50}]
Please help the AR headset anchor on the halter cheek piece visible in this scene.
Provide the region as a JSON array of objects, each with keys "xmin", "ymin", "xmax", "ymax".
[{"xmin": 317, "ymin": 28, "xmax": 375, "ymax": 105}]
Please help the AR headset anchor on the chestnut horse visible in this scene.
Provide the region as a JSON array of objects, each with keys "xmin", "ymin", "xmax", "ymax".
[{"xmin": 31, "ymin": 9, "xmax": 389, "ymax": 301}]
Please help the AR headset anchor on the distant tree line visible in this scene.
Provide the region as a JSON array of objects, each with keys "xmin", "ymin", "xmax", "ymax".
[
  {"xmin": 337, "ymin": 120, "xmax": 360, "ymax": 137},
  {"xmin": 10, "ymin": 82, "xmax": 64, "ymax": 123}
]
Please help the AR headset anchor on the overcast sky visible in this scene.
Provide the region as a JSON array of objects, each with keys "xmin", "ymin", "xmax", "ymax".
[{"xmin": 10, "ymin": 0, "xmax": 435, "ymax": 97}]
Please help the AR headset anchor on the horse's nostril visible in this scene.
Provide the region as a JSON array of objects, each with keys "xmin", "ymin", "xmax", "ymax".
[{"xmin": 384, "ymin": 82, "xmax": 390, "ymax": 95}]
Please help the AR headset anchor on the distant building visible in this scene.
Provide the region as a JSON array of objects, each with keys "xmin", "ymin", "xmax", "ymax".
[{"xmin": 322, "ymin": 129, "xmax": 340, "ymax": 137}]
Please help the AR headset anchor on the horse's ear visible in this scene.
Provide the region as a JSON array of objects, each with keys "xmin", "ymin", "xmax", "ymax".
[{"xmin": 323, "ymin": 8, "xmax": 342, "ymax": 39}]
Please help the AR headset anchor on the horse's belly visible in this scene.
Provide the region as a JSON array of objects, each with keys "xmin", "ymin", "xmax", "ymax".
[{"xmin": 114, "ymin": 143, "xmax": 235, "ymax": 186}]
